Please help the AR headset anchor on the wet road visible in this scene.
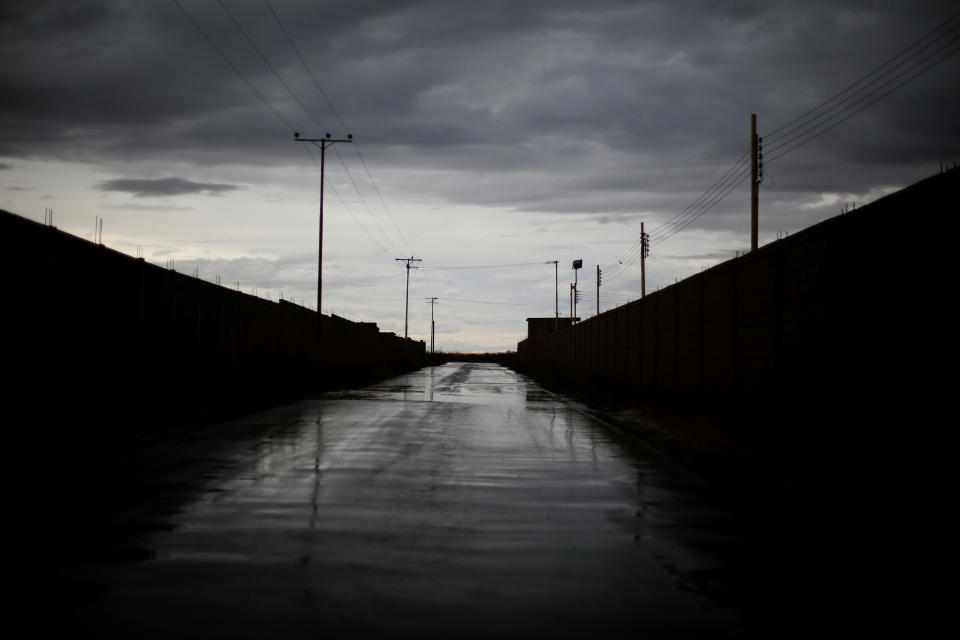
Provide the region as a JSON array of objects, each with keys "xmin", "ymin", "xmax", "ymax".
[{"xmin": 53, "ymin": 363, "xmax": 747, "ymax": 638}]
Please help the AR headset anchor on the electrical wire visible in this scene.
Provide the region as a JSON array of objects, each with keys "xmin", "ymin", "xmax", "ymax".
[
  {"xmin": 767, "ymin": 35, "xmax": 960, "ymax": 162},
  {"xmin": 262, "ymin": 0, "xmax": 350, "ymax": 133},
  {"xmin": 596, "ymin": 151, "xmax": 749, "ymax": 286},
  {"xmin": 215, "ymin": 0, "xmax": 323, "ymax": 128},
  {"xmin": 332, "ymin": 145, "xmax": 404, "ymax": 256},
  {"xmin": 171, "ymin": 0, "xmax": 299, "ymax": 132},
  {"xmin": 423, "ymin": 261, "xmax": 547, "ymax": 270},
  {"xmin": 648, "ymin": 151, "xmax": 750, "ymax": 239},
  {"xmin": 352, "ymin": 145, "xmax": 418, "ymax": 255},
  {"xmin": 216, "ymin": 0, "xmax": 417, "ymax": 268},
  {"xmin": 652, "ymin": 165, "xmax": 750, "ymax": 246},
  {"xmin": 653, "ymin": 161, "xmax": 749, "ymax": 239},
  {"xmin": 202, "ymin": 0, "xmax": 419, "ymax": 274},
  {"xmin": 302, "ymin": 145, "xmax": 392, "ymax": 256},
  {"xmin": 765, "ymin": 11, "xmax": 960, "ymax": 144},
  {"xmin": 262, "ymin": 0, "xmax": 421, "ymax": 261},
  {"xmin": 411, "ymin": 265, "xmax": 429, "ymax": 297},
  {"xmin": 443, "ymin": 298, "xmax": 541, "ymax": 307},
  {"xmin": 599, "ymin": 159, "xmax": 749, "ymax": 285},
  {"xmin": 600, "ymin": 11, "xmax": 960, "ymax": 282}
]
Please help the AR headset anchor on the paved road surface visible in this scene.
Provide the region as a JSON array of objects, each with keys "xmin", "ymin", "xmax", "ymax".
[{"xmin": 50, "ymin": 363, "xmax": 747, "ymax": 638}]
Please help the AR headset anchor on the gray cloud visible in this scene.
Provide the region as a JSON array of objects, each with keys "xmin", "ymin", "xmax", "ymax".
[
  {"xmin": 1, "ymin": 0, "xmax": 958, "ymax": 335},
  {"xmin": 3, "ymin": 1, "xmax": 956, "ymax": 169},
  {"xmin": 99, "ymin": 202, "xmax": 193, "ymax": 211},
  {"xmin": 97, "ymin": 177, "xmax": 240, "ymax": 198}
]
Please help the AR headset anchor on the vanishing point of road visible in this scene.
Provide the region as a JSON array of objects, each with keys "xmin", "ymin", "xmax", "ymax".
[{"xmin": 51, "ymin": 363, "xmax": 748, "ymax": 638}]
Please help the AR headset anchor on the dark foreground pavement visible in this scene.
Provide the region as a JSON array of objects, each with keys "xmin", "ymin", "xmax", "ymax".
[{"xmin": 38, "ymin": 363, "xmax": 754, "ymax": 638}]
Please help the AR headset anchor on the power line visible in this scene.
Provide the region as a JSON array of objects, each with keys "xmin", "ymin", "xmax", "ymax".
[
  {"xmin": 205, "ymin": 0, "xmax": 418, "ymax": 275},
  {"xmin": 444, "ymin": 298, "xmax": 541, "ymax": 307},
  {"xmin": 327, "ymin": 297, "xmax": 404, "ymax": 302},
  {"xmin": 411, "ymin": 264, "xmax": 430, "ymax": 297},
  {"xmin": 765, "ymin": 11, "xmax": 960, "ymax": 144},
  {"xmin": 302, "ymin": 144, "xmax": 391, "ymax": 256},
  {"xmin": 652, "ymin": 165, "xmax": 751, "ymax": 246},
  {"xmin": 601, "ymin": 11, "xmax": 960, "ymax": 278},
  {"xmin": 262, "ymin": 0, "xmax": 350, "ymax": 133},
  {"xmin": 351, "ymin": 145, "xmax": 417, "ymax": 255},
  {"xmin": 423, "ymin": 261, "xmax": 547, "ymax": 270},
  {"xmin": 171, "ymin": 0, "xmax": 299, "ymax": 132},
  {"xmin": 215, "ymin": 0, "xmax": 322, "ymax": 129},
  {"xmin": 598, "ymin": 151, "xmax": 749, "ymax": 285},
  {"xmin": 169, "ymin": 2, "xmax": 424, "ymax": 317},
  {"xmin": 649, "ymin": 153, "xmax": 750, "ymax": 239},
  {"xmin": 262, "ymin": 0, "xmax": 421, "ymax": 261},
  {"xmin": 331, "ymin": 145, "xmax": 404, "ymax": 256},
  {"xmin": 766, "ymin": 35, "xmax": 960, "ymax": 162},
  {"xmin": 216, "ymin": 0, "xmax": 415, "ymax": 266},
  {"xmin": 600, "ymin": 156, "xmax": 749, "ymax": 285}
]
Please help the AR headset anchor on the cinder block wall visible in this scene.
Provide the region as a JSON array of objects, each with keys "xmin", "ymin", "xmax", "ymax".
[{"xmin": 518, "ymin": 168, "xmax": 955, "ymax": 429}]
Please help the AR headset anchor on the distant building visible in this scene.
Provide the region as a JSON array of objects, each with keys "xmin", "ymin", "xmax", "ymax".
[{"xmin": 526, "ymin": 317, "xmax": 578, "ymax": 340}]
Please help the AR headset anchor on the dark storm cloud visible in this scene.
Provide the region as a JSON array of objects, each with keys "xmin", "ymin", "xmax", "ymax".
[
  {"xmin": 97, "ymin": 177, "xmax": 240, "ymax": 197},
  {"xmin": 2, "ymin": 0, "xmax": 958, "ymax": 223}
]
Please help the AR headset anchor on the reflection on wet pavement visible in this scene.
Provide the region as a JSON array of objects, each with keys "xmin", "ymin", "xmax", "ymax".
[{"xmin": 56, "ymin": 363, "xmax": 747, "ymax": 638}]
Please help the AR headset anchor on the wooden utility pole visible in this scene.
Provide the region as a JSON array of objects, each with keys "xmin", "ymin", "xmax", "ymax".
[
  {"xmin": 750, "ymin": 114, "xmax": 758, "ymax": 252},
  {"xmin": 572, "ymin": 260, "xmax": 582, "ymax": 322},
  {"xmin": 547, "ymin": 260, "xmax": 558, "ymax": 331},
  {"xmin": 395, "ymin": 257, "xmax": 421, "ymax": 340},
  {"xmin": 640, "ymin": 222, "xmax": 648, "ymax": 298},
  {"xmin": 425, "ymin": 297, "xmax": 438, "ymax": 353},
  {"xmin": 294, "ymin": 132, "xmax": 353, "ymax": 317},
  {"xmin": 596, "ymin": 265, "xmax": 601, "ymax": 317}
]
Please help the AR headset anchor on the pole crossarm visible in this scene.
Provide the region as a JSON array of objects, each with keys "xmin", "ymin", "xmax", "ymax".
[{"xmin": 295, "ymin": 133, "xmax": 354, "ymax": 146}]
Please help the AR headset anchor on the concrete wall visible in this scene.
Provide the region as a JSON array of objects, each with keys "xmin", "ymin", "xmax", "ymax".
[
  {"xmin": 2, "ymin": 209, "xmax": 424, "ymax": 430},
  {"xmin": 518, "ymin": 168, "xmax": 956, "ymax": 430}
]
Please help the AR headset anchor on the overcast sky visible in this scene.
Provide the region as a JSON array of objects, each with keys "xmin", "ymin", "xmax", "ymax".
[{"xmin": 2, "ymin": 0, "xmax": 958, "ymax": 351}]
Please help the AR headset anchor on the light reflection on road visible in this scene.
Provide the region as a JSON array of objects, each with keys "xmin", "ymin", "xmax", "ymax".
[{"xmin": 62, "ymin": 363, "xmax": 746, "ymax": 638}]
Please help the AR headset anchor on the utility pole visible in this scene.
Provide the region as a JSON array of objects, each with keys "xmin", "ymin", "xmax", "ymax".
[
  {"xmin": 640, "ymin": 222, "xmax": 649, "ymax": 298},
  {"xmin": 750, "ymin": 114, "xmax": 762, "ymax": 252},
  {"xmin": 569, "ymin": 283, "xmax": 574, "ymax": 320},
  {"xmin": 596, "ymin": 264, "xmax": 601, "ymax": 317},
  {"xmin": 425, "ymin": 297, "xmax": 438, "ymax": 353},
  {"xmin": 572, "ymin": 259, "xmax": 582, "ymax": 322},
  {"xmin": 396, "ymin": 257, "xmax": 421, "ymax": 340},
  {"xmin": 294, "ymin": 132, "xmax": 353, "ymax": 317},
  {"xmin": 547, "ymin": 260, "xmax": 559, "ymax": 331}
]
